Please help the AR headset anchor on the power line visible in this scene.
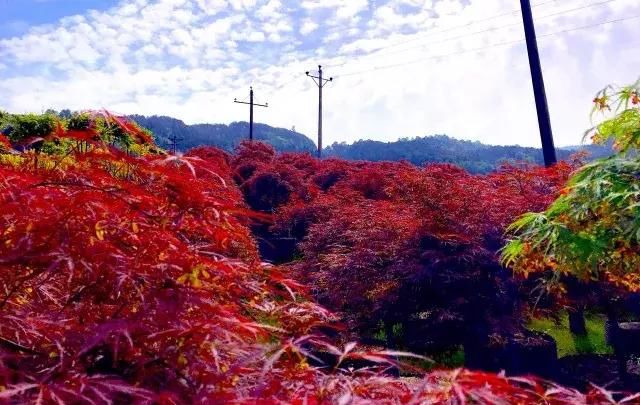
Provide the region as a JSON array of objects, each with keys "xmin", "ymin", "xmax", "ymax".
[
  {"xmin": 324, "ymin": 0, "xmax": 562, "ymax": 68},
  {"xmin": 334, "ymin": 13, "xmax": 640, "ymax": 79},
  {"xmin": 376, "ymin": 0, "xmax": 620, "ymax": 60},
  {"xmin": 255, "ymin": 1, "xmax": 562, "ymax": 95},
  {"xmin": 257, "ymin": 6, "xmax": 636, "ymax": 106},
  {"xmin": 265, "ymin": 74, "xmax": 300, "ymax": 99},
  {"xmin": 328, "ymin": 0, "xmax": 621, "ymax": 69},
  {"xmin": 262, "ymin": 0, "xmax": 602, "ymax": 101},
  {"xmin": 247, "ymin": 0, "xmax": 620, "ymax": 101}
]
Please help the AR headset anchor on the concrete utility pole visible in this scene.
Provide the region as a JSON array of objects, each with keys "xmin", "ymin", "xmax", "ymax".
[
  {"xmin": 234, "ymin": 87, "xmax": 268, "ymax": 141},
  {"xmin": 520, "ymin": 0, "xmax": 557, "ymax": 167},
  {"xmin": 306, "ymin": 65, "xmax": 333, "ymax": 158}
]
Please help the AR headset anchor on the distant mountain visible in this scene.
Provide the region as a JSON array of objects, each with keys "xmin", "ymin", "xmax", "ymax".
[
  {"xmin": 128, "ymin": 115, "xmax": 613, "ymax": 173},
  {"xmin": 324, "ymin": 135, "xmax": 614, "ymax": 173},
  {"xmin": 128, "ymin": 115, "xmax": 316, "ymax": 154}
]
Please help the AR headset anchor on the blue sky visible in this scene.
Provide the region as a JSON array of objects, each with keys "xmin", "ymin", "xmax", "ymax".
[
  {"xmin": 0, "ymin": 0, "xmax": 119, "ymax": 37},
  {"xmin": 0, "ymin": 0, "xmax": 639, "ymax": 147}
]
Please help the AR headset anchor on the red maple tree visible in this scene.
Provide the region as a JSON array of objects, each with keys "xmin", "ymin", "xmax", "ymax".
[{"xmin": 0, "ymin": 121, "xmax": 634, "ymax": 403}]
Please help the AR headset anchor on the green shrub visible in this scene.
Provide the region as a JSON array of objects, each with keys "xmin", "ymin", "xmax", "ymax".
[{"xmin": 5, "ymin": 113, "xmax": 56, "ymax": 142}]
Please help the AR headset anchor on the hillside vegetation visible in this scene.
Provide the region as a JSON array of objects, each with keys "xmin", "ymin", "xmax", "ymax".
[
  {"xmin": 36, "ymin": 110, "xmax": 613, "ymax": 173},
  {"xmin": 325, "ymin": 135, "xmax": 613, "ymax": 173},
  {"xmin": 129, "ymin": 115, "xmax": 613, "ymax": 173},
  {"xmin": 128, "ymin": 114, "xmax": 317, "ymax": 153}
]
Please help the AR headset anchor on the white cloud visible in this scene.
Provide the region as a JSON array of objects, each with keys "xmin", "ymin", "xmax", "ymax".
[
  {"xmin": 0, "ymin": 0, "xmax": 639, "ymax": 149},
  {"xmin": 229, "ymin": 0, "xmax": 257, "ymax": 11},
  {"xmin": 247, "ymin": 31, "xmax": 266, "ymax": 42},
  {"xmin": 256, "ymin": 0, "xmax": 283, "ymax": 19},
  {"xmin": 300, "ymin": 19, "xmax": 319, "ymax": 35},
  {"xmin": 301, "ymin": 0, "xmax": 369, "ymax": 19}
]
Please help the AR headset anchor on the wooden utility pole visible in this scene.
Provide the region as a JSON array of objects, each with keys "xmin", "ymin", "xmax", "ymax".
[
  {"xmin": 234, "ymin": 87, "xmax": 268, "ymax": 141},
  {"xmin": 168, "ymin": 133, "xmax": 183, "ymax": 154},
  {"xmin": 520, "ymin": 0, "xmax": 557, "ymax": 166},
  {"xmin": 306, "ymin": 66, "xmax": 332, "ymax": 158}
]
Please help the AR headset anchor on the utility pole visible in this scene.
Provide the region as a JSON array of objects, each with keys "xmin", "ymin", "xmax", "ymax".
[
  {"xmin": 306, "ymin": 65, "xmax": 332, "ymax": 158},
  {"xmin": 234, "ymin": 87, "xmax": 268, "ymax": 141},
  {"xmin": 168, "ymin": 133, "xmax": 183, "ymax": 154},
  {"xmin": 520, "ymin": 0, "xmax": 557, "ymax": 167}
]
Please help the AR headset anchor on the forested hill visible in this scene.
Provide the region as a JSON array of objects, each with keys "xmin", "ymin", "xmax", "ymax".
[
  {"xmin": 324, "ymin": 135, "xmax": 613, "ymax": 173},
  {"xmin": 128, "ymin": 115, "xmax": 316, "ymax": 153},
  {"xmin": 127, "ymin": 115, "xmax": 612, "ymax": 173}
]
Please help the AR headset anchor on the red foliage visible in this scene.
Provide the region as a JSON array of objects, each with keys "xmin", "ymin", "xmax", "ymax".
[
  {"xmin": 0, "ymin": 134, "xmax": 332, "ymax": 402},
  {"xmin": 237, "ymin": 142, "xmax": 579, "ymax": 346},
  {"xmin": 232, "ymin": 142, "xmax": 317, "ymax": 212},
  {"xmin": 0, "ymin": 133, "xmax": 633, "ymax": 402},
  {"xmin": 0, "ymin": 134, "xmax": 10, "ymax": 152},
  {"xmin": 233, "ymin": 139, "xmax": 277, "ymax": 166},
  {"xmin": 100, "ymin": 110, "xmax": 154, "ymax": 144}
]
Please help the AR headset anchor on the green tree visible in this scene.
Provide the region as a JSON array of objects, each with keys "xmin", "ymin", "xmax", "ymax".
[
  {"xmin": 4, "ymin": 113, "xmax": 57, "ymax": 142},
  {"xmin": 502, "ymin": 80, "xmax": 640, "ymax": 292}
]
